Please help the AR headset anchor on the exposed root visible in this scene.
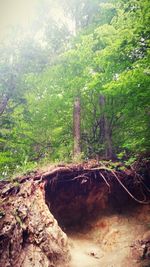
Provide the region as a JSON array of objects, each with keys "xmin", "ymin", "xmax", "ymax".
[
  {"xmin": 107, "ymin": 168, "xmax": 150, "ymax": 205},
  {"xmin": 40, "ymin": 162, "xmax": 150, "ymax": 205},
  {"xmin": 142, "ymin": 182, "xmax": 150, "ymax": 193},
  {"xmin": 1, "ymin": 160, "xmax": 149, "ymax": 206},
  {"xmin": 0, "ymin": 159, "xmax": 150, "ymax": 267},
  {"xmin": 99, "ymin": 172, "xmax": 111, "ymax": 192}
]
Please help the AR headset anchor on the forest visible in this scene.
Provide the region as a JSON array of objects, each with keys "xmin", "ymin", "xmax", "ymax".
[
  {"xmin": 0, "ymin": 1, "xmax": 150, "ymax": 267},
  {"xmin": 0, "ymin": 0, "xmax": 150, "ymax": 178}
]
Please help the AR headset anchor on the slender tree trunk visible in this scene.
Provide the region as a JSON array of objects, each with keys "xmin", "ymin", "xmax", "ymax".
[
  {"xmin": 0, "ymin": 74, "xmax": 15, "ymax": 116},
  {"xmin": 99, "ymin": 95, "xmax": 113, "ymax": 159},
  {"xmin": 73, "ymin": 97, "xmax": 81, "ymax": 157},
  {"xmin": 0, "ymin": 95, "xmax": 9, "ymax": 115}
]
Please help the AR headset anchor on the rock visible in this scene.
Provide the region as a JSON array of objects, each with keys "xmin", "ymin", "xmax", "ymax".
[{"xmin": 0, "ymin": 180, "xmax": 70, "ymax": 267}]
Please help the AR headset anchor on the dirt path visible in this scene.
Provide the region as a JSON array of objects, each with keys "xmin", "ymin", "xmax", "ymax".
[
  {"xmin": 69, "ymin": 236, "xmax": 103, "ymax": 267},
  {"xmin": 69, "ymin": 234, "xmax": 130, "ymax": 267},
  {"xmin": 68, "ymin": 209, "xmax": 150, "ymax": 267}
]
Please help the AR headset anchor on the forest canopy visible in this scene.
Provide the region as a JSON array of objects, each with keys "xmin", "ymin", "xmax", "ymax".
[{"xmin": 0, "ymin": 0, "xmax": 150, "ymax": 178}]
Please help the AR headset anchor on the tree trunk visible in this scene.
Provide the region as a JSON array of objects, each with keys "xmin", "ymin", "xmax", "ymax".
[
  {"xmin": 0, "ymin": 95, "xmax": 9, "ymax": 115},
  {"xmin": 0, "ymin": 74, "xmax": 15, "ymax": 116},
  {"xmin": 99, "ymin": 95, "xmax": 113, "ymax": 159},
  {"xmin": 73, "ymin": 97, "xmax": 81, "ymax": 157}
]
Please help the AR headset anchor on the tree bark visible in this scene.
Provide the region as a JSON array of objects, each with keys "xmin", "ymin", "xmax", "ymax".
[
  {"xmin": 0, "ymin": 95, "xmax": 9, "ymax": 115},
  {"xmin": 0, "ymin": 74, "xmax": 15, "ymax": 116},
  {"xmin": 73, "ymin": 97, "xmax": 81, "ymax": 157},
  {"xmin": 99, "ymin": 95, "xmax": 113, "ymax": 159}
]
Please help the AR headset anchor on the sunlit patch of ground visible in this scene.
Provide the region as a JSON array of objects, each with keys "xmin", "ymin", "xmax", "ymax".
[{"xmin": 68, "ymin": 206, "xmax": 150, "ymax": 267}]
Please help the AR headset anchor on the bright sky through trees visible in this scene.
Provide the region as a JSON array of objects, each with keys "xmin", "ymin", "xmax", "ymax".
[
  {"xmin": 0, "ymin": 0, "xmax": 74, "ymax": 41},
  {"xmin": 0, "ymin": 0, "xmax": 37, "ymax": 37}
]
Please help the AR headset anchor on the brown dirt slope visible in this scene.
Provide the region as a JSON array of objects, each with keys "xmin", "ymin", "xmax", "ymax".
[{"xmin": 0, "ymin": 159, "xmax": 150, "ymax": 267}]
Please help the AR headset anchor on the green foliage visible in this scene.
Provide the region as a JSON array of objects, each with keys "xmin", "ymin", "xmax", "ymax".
[{"xmin": 0, "ymin": 0, "xmax": 150, "ymax": 178}]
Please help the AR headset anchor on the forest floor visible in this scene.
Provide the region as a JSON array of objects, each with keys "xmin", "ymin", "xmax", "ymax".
[{"xmin": 68, "ymin": 206, "xmax": 150, "ymax": 267}]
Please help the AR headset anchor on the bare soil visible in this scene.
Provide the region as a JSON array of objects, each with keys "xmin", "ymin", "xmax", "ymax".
[
  {"xmin": 68, "ymin": 207, "xmax": 150, "ymax": 267},
  {"xmin": 0, "ymin": 160, "xmax": 150, "ymax": 267}
]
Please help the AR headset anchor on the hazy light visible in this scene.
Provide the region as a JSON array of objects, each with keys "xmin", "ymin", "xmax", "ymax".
[
  {"xmin": 51, "ymin": 6, "xmax": 75, "ymax": 34},
  {"xmin": 0, "ymin": 0, "xmax": 37, "ymax": 40},
  {"xmin": 0, "ymin": 0, "xmax": 74, "ymax": 44}
]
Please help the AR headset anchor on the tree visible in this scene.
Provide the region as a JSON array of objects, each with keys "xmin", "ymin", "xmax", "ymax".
[
  {"xmin": 1, "ymin": 0, "xmax": 150, "ymax": 178},
  {"xmin": 99, "ymin": 95, "xmax": 113, "ymax": 159},
  {"xmin": 73, "ymin": 97, "xmax": 81, "ymax": 157}
]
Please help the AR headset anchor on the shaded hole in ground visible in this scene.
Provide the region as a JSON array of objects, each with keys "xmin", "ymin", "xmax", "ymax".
[
  {"xmin": 22, "ymin": 229, "xmax": 29, "ymax": 248},
  {"xmin": 44, "ymin": 170, "xmax": 138, "ymax": 232}
]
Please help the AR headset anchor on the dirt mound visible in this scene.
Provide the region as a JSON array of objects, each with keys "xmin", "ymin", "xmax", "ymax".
[{"xmin": 0, "ymin": 160, "xmax": 150, "ymax": 267}]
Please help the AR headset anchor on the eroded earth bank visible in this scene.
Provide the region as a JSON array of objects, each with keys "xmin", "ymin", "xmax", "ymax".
[{"xmin": 0, "ymin": 160, "xmax": 150, "ymax": 267}]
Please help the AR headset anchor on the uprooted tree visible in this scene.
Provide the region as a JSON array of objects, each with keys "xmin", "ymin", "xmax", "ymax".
[{"xmin": 0, "ymin": 159, "xmax": 150, "ymax": 267}]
